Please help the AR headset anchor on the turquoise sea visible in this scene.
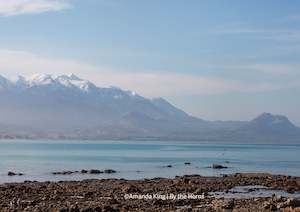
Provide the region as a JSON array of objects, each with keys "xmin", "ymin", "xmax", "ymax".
[{"xmin": 0, "ymin": 140, "xmax": 299, "ymax": 183}]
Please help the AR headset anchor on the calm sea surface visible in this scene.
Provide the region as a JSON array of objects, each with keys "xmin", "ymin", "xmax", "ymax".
[{"xmin": 0, "ymin": 140, "xmax": 299, "ymax": 183}]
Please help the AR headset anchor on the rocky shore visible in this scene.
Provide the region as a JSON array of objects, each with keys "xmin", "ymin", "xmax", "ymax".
[{"xmin": 0, "ymin": 173, "xmax": 300, "ymax": 211}]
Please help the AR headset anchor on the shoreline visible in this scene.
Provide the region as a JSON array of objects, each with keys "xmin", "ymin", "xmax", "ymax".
[{"xmin": 1, "ymin": 173, "xmax": 300, "ymax": 211}]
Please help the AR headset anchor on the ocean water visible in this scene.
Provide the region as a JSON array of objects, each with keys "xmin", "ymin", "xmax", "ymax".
[{"xmin": 0, "ymin": 140, "xmax": 300, "ymax": 183}]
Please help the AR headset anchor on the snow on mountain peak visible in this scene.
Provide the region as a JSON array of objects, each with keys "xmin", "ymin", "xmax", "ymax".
[
  {"xmin": 0, "ymin": 75, "xmax": 12, "ymax": 89},
  {"xmin": 67, "ymin": 73, "xmax": 81, "ymax": 80},
  {"xmin": 26, "ymin": 73, "xmax": 55, "ymax": 86},
  {"xmin": 13, "ymin": 73, "xmax": 96, "ymax": 92},
  {"xmin": 55, "ymin": 74, "xmax": 96, "ymax": 92},
  {"xmin": 0, "ymin": 73, "xmax": 140, "ymax": 97}
]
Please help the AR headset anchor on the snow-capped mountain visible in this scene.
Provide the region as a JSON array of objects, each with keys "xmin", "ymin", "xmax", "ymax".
[
  {"xmin": 0, "ymin": 75, "xmax": 12, "ymax": 90},
  {"xmin": 0, "ymin": 73, "xmax": 192, "ymax": 138},
  {"xmin": 11, "ymin": 73, "xmax": 116, "ymax": 94},
  {"xmin": 0, "ymin": 74, "xmax": 299, "ymax": 143}
]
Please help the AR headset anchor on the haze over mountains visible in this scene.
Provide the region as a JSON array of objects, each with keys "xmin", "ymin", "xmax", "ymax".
[{"xmin": 0, "ymin": 73, "xmax": 299, "ymax": 143}]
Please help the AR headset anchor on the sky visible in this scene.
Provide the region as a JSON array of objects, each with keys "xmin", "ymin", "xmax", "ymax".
[{"xmin": 0, "ymin": 0, "xmax": 300, "ymax": 125}]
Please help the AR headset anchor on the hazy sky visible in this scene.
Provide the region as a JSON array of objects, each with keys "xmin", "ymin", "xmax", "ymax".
[{"xmin": 0, "ymin": 0, "xmax": 300, "ymax": 125}]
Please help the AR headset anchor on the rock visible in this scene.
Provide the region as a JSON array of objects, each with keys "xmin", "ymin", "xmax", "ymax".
[
  {"xmin": 212, "ymin": 164, "xmax": 228, "ymax": 169},
  {"xmin": 52, "ymin": 171, "xmax": 74, "ymax": 175},
  {"xmin": 166, "ymin": 165, "xmax": 172, "ymax": 168},
  {"xmin": 8, "ymin": 171, "xmax": 23, "ymax": 176},
  {"xmin": 89, "ymin": 169, "xmax": 103, "ymax": 174},
  {"xmin": 270, "ymin": 204, "xmax": 277, "ymax": 211},
  {"xmin": 184, "ymin": 162, "xmax": 191, "ymax": 165},
  {"xmin": 81, "ymin": 169, "xmax": 88, "ymax": 174},
  {"xmin": 286, "ymin": 186, "xmax": 296, "ymax": 193},
  {"xmin": 213, "ymin": 199, "xmax": 235, "ymax": 210},
  {"xmin": 70, "ymin": 206, "xmax": 80, "ymax": 212},
  {"xmin": 84, "ymin": 191, "xmax": 94, "ymax": 198},
  {"xmin": 103, "ymin": 205, "xmax": 117, "ymax": 212},
  {"xmin": 263, "ymin": 201, "xmax": 277, "ymax": 211},
  {"xmin": 8, "ymin": 171, "xmax": 16, "ymax": 176},
  {"xmin": 284, "ymin": 198, "xmax": 300, "ymax": 207},
  {"xmin": 222, "ymin": 199, "xmax": 235, "ymax": 209},
  {"xmin": 104, "ymin": 169, "xmax": 116, "ymax": 174},
  {"xmin": 122, "ymin": 184, "xmax": 140, "ymax": 193},
  {"xmin": 282, "ymin": 208, "xmax": 300, "ymax": 212}
]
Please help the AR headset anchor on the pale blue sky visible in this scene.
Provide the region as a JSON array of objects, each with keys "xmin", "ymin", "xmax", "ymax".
[{"xmin": 0, "ymin": 0, "xmax": 300, "ymax": 125}]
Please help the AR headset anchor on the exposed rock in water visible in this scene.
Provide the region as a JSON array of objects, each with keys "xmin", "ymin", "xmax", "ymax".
[
  {"xmin": 8, "ymin": 171, "xmax": 23, "ymax": 176},
  {"xmin": 52, "ymin": 171, "xmax": 74, "ymax": 175},
  {"xmin": 89, "ymin": 169, "xmax": 103, "ymax": 174},
  {"xmin": 104, "ymin": 169, "xmax": 116, "ymax": 174},
  {"xmin": 212, "ymin": 164, "xmax": 228, "ymax": 169},
  {"xmin": 51, "ymin": 169, "xmax": 117, "ymax": 175},
  {"xmin": 184, "ymin": 162, "xmax": 191, "ymax": 165}
]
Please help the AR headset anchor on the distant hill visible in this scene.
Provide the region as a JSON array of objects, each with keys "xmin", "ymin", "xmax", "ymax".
[
  {"xmin": 0, "ymin": 73, "xmax": 299, "ymax": 143},
  {"xmin": 226, "ymin": 113, "xmax": 300, "ymax": 143}
]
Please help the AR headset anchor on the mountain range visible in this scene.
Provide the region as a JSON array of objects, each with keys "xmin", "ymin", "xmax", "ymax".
[{"xmin": 0, "ymin": 73, "xmax": 299, "ymax": 143}]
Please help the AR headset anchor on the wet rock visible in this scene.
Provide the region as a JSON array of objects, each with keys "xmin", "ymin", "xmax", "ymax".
[
  {"xmin": 184, "ymin": 162, "xmax": 191, "ymax": 165},
  {"xmin": 284, "ymin": 198, "xmax": 300, "ymax": 207},
  {"xmin": 89, "ymin": 169, "xmax": 103, "ymax": 174},
  {"xmin": 103, "ymin": 205, "xmax": 119, "ymax": 212},
  {"xmin": 84, "ymin": 191, "xmax": 94, "ymax": 198},
  {"xmin": 222, "ymin": 199, "xmax": 235, "ymax": 209},
  {"xmin": 122, "ymin": 184, "xmax": 140, "ymax": 193},
  {"xmin": 8, "ymin": 171, "xmax": 23, "ymax": 176},
  {"xmin": 213, "ymin": 199, "xmax": 235, "ymax": 210},
  {"xmin": 52, "ymin": 171, "xmax": 74, "ymax": 175},
  {"xmin": 104, "ymin": 169, "xmax": 116, "ymax": 174},
  {"xmin": 282, "ymin": 208, "xmax": 300, "ymax": 212},
  {"xmin": 166, "ymin": 165, "xmax": 172, "ymax": 168},
  {"xmin": 286, "ymin": 186, "xmax": 296, "ymax": 193},
  {"xmin": 8, "ymin": 171, "xmax": 15, "ymax": 176},
  {"xmin": 81, "ymin": 169, "xmax": 88, "ymax": 174},
  {"xmin": 212, "ymin": 164, "xmax": 228, "ymax": 169},
  {"xmin": 263, "ymin": 201, "xmax": 277, "ymax": 211}
]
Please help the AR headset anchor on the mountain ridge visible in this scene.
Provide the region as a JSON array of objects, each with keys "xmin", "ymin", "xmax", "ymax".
[{"xmin": 0, "ymin": 73, "xmax": 299, "ymax": 143}]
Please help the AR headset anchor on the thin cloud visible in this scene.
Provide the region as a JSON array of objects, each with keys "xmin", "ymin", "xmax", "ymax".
[
  {"xmin": 245, "ymin": 64, "xmax": 299, "ymax": 75},
  {"xmin": 219, "ymin": 63, "xmax": 300, "ymax": 76},
  {"xmin": 284, "ymin": 14, "xmax": 300, "ymax": 22},
  {"xmin": 213, "ymin": 23, "xmax": 300, "ymax": 42},
  {"xmin": 0, "ymin": 0, "xmax": 70, "ymax": 16},
  {"xmin": 0, "ymin": 49, "xmax": 295, "ymax": 97}
]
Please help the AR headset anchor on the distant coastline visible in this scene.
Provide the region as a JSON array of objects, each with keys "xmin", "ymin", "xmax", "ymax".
[{"xmin": 1, "ymin": 74, "xmax": 300, "ymax": 143}]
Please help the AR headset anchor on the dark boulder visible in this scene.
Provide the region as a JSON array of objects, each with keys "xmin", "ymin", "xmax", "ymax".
[
  {"xmin": 104, "ymin": 169, "xmax": 116, "ymax": 174},
  {"xmin": 8, "ymin": 171, "xmax": 23, "ymax": 176},
  {"xmin": 52, "ymin": 171, "xmax": 74, "ymax": 175},
  {"xmin": 89, "ymin": 169, "xmax": 103, "ymax": 174},
  {"xmin": 81, "ymin": 169, "xmax": 88, "ymax": 174},
  {"xmin": 212, "ymin": 164, "xmax": 228, "ymax": 169}
]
